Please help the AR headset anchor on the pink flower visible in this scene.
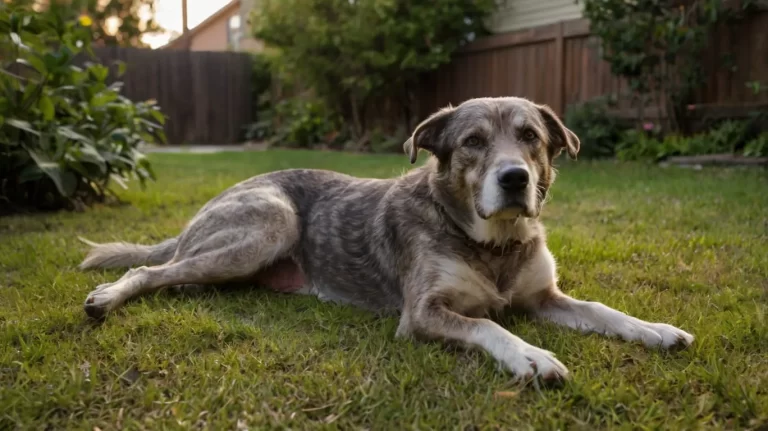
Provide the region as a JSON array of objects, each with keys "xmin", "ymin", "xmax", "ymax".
[
  {"xmin": 642, "ymin": 122, "xmax": 654, "ymax": 131},
  {"xmin": 687, "ymin": 104, "xmax": 696, "ymax": 111}
]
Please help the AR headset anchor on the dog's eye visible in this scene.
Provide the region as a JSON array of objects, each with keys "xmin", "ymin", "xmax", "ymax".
[
  {"xmin": 522, "ymin": 129, "xmax": 537, "ymax": 141},
  {"xmin": 465, "ymin": 136, "xmax": 483, "ymax": 147}
]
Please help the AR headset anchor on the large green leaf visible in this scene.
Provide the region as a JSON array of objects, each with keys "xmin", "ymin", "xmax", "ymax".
[
  {"xmin": 27, "ymin": 149, "xmax": 77, "ymax": 197},
  {"xmin": 87, "ymin": 64, "xmax": 109, "ymax": 83},
  {"xmin": 149, "ymin": 109, "xmax": 166, "ymax": 126},
  {"xmin": 73, "ymin": 143, "xmax": 107, "ymax": 174},
  {"xmin": 17, "ymin": 56, "xmax": 47, "ymax": 75},
  {"xmin": 38, "ymin": 94, "xmax": 55, "ymax": 121},
  {"xmin": 6, "ymin": 118, "xmax": 40, "ymax": 136},
  {"xmin": 56, "ymin": 126, "xmax": 90, "ymax": 144},
  {"xmin": 18, "ymin": 164, "xmax": 44, "ymax": 183},
  {"xmin": 90, "ymin": 91, "xmax": 118, "ymax": 108}
]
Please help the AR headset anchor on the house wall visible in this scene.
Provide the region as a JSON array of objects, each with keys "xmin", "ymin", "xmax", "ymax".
[
  {"xmin": 188, "ymin": 8, "xmax": 240, "ymax": 51},
  {"xmin": 487, "ymin": 0, "xmax": 583, "ymax": 33}
]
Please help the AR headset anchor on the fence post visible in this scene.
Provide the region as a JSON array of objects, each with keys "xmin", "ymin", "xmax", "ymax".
[{"xmin": 554, "ymin": 21, "xmax": 566, "ymax": 117}]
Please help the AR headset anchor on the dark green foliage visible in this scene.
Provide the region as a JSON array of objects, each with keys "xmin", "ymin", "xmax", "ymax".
[
  {"xmin": 615, "ymin": 120, "xmax": 762, "ymax": 161},
  {"xmin": 743, "ymin": 133, "xmax": 768, "ymax": 157},
  {"xmin": 0, "ymin": 5, "xmax": 166, "ymax": 213},
  {"xmin": 252, "ymin": 0, "xmax": 497, "ymax": 142},
  {"xmin": 564, "ymin": 97, "xmax": 630, "ymax": 158},
  {"xmin": 257, "ymin": 98, "xmax": 347, "ymax": 149}
]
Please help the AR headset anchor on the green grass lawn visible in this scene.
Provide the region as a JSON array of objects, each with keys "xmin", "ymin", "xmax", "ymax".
[{"xmin": 1, "ymin": 150, "xmax": 767, "ymax": 430}]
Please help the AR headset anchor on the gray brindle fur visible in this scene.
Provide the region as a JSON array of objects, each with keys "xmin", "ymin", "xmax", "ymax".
[{"xmin": 78, "ymin": 97, "xmax": 693, "ymax": 383}]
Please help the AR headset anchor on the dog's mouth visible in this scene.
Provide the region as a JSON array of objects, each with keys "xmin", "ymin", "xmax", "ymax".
[{"xmin": 475, "ymin": 200, "xmax": 531, "ymax": 220}]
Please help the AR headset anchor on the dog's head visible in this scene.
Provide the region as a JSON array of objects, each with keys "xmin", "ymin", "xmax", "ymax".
[{"xmin": 404, "ymin": 97, "xmax": 579, "ymax": 221}]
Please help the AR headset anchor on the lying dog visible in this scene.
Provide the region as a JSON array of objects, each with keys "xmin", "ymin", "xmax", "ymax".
[{"xmin": 78, "ymin": 97, "xmax": 693, "ymax": 383}]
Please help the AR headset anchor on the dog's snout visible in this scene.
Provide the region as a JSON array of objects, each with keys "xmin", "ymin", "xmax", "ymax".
[{"xmin": 497, "ymin": 166, "xmax": 529, "ymax": 191}]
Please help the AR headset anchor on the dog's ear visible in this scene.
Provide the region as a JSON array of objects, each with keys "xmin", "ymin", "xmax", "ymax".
[
  {"xmin": 537, "ymin": 104, "xmax": 580, "ymax": 160},
  {"xmin": 403, "ymin": 106, "xmax": 455, "ymax": 164}
]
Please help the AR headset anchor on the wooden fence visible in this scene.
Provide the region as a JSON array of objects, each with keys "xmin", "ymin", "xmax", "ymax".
[
  {"xmin": 418, "ymin": 11, "xmax": 768, "ymax": 120},
  {"xmin": 85, "ymin": 12, "xmax": 766, "ymax": 146},
  {"xmin": 86, "ymin": 47, "xmax": 253, "ymax": 146}
]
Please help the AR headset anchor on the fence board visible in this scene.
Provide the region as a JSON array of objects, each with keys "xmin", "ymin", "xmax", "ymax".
[
  {"xmin": 419, "ymin": 11, "xmax": 768, "ymax": 120},
  {"xmin": 85, "ymin": 47, "xmax": 252, "ymax": 146}
]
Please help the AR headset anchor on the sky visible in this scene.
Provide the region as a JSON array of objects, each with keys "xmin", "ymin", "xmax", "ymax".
[{"xmin": 141, "ymin": 0, "xmax": 232, "ymax": 48}]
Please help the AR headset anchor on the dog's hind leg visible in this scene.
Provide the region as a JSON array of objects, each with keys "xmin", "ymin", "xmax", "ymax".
[{"xmin": 82, "ymin": 186, "xmax": 300, "ymax": 319}]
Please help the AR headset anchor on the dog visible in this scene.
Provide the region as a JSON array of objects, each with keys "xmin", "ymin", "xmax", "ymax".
[{"xmin": 78, "ymin": 96, "xmax": 694, "ymax": 383}]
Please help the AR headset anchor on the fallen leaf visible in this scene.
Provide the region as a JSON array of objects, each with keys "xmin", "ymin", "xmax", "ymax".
[{"xmin": 494, "ymin": 391, "xmax": 520, "ymax": 399}]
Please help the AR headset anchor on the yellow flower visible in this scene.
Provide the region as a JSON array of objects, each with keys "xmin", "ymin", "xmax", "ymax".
[{"xmin": 78, "ymin": 14, "xmax": 93, "ymax": 27}]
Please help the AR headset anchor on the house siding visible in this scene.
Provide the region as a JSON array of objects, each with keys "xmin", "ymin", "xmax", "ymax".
[
  {"xmin": 188, "ymin": 8, "xmax": 239, "ymax": 51},
  {"xmin": 487, "ymin": 0, "xmax": 583, "ymax": 33}
]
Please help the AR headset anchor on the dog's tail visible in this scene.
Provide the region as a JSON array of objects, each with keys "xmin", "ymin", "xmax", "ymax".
[{"xmin": 77, "ymin": 236, "xmax": 179, "ymax": 270}]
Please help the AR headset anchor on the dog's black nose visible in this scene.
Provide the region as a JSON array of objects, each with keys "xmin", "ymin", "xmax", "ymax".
[{"xmin": 497, "ymin": 166, "xmax": 529, "ymax": 190}]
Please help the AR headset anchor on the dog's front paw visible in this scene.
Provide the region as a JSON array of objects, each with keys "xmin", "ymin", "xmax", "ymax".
[
  {"xmin": 642, "ymin": 322, "xmax": 694, "ymax": 349},
  {"xmin": 501, "ymin": 345, "xmax": 569, "ymax": 383}
]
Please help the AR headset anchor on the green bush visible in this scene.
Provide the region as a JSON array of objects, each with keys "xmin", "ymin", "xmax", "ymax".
[
  {"xmin": 0, "ymin": 6, "xmax": 165, "ymax": 213},
  {"xmin": 706, "ymin": 120, "xmax": 750, "ymax": 153},
  {"xmin": 366, "ymin": 126, "xmax": 408, "ymax": 154},
  {"xmin": 743, "ymin": 133, "xmax": 768, "ymax": 157},
  {"xmin": 580, "ymin": 0, "xmax": 752, "ymax": 133},
  {"xmin": 253, "ymin": 0, "xmax": 496, "ymax": 141},
  {"xmin": 261, "ymin": 98, "xmax": 347, "ymax": 149},
  {"xmin": 616, "ymin": 120, "xmax": 760, "ymax": 162},
  {"xmin": 564, "ymin": 97, "xmax": 628, "ymax": 158}
]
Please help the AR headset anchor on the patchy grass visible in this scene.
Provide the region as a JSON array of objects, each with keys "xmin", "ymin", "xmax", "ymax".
[{"xmin": 1, "ymin": 150, "xmax": 767, "ymax": 430}]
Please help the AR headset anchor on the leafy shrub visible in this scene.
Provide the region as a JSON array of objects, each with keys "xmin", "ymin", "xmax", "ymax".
[
  {"xmin": 616, "ymin": 120, "xmax": 759, "ymax": 161},
  {"xmin": 706, "ymin": 120, "xmax": 750, "ymax": 153},
  {"xmin": 253, "ymin": 0, "xmax": 496, "ymax": 140},
  {"xmin": 366, "ymin": 126, "xmax": 408, "ymax": 154},
  {"xmin": 0, "ymin": 6, "xmax": 165, "ymax": 213},
  {"xmin": 615, "ymin": 130, "xmax": 663, "ymax": 162},
  {"xmin": 261, "ymin": 98, "xmax": 347, "ymax": 149},
  {"xmin": 564, "ymin": 97, "xmax": 629, "ymax": 158},
  {"xmin": 580, "ymin": 0, "xmax": 752, "ymax": 133},
  {"xmin": 743, "ymin": 133, "xmax": 768, "ymax": 157}
]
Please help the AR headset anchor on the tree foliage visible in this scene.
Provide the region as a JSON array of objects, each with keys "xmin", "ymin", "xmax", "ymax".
[
  {"xmin": 9, "ymin": 0, "xmax": 161, "ymax": 47},
  {"xmin": 580, "ymin": 0, "xmax": 755, "ymax": 132},
  {"xmin": 252, "ymin": 0, "xmax": 496, "ymax": 140}
]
